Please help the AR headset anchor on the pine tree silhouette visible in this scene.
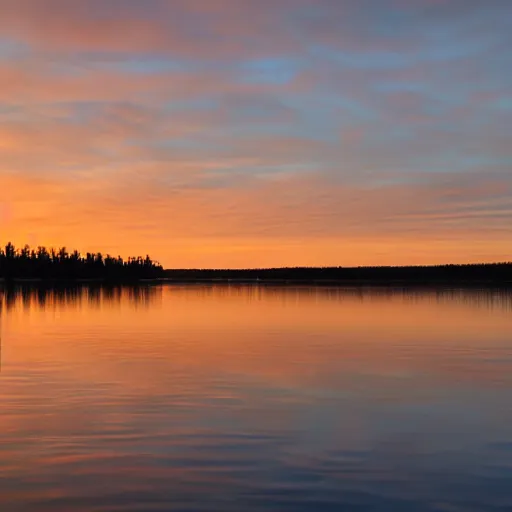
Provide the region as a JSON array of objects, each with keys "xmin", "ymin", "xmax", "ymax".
[{"xmin": 0, "ymin": 242, "xmax": 163, "ymax": 281}]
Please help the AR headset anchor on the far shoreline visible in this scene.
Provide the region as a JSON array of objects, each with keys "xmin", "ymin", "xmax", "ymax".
[{"xmin": 1, "ymin": 262, "xmax": 512, "ymax": 288}]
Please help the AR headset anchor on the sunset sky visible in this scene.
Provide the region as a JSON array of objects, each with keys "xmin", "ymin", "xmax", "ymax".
[{"xmin": 1, "ymin": 0, "xmax": 511, "ymax": 268}]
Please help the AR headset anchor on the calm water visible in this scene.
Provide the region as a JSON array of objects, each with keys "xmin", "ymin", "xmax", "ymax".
[{"xmin": 1, "ymin": 285, "xmax": 512, "ymax": 512}]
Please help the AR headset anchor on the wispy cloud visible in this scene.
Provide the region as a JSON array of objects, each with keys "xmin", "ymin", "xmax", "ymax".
[{"xmin": 0, "ymin": 0, "xmax": 511, "ymax": 266}]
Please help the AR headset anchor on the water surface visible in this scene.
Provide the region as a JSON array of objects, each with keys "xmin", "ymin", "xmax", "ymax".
[{"xmin": 1, "ymin": 285, "xmax": 512, "ymax": 511}]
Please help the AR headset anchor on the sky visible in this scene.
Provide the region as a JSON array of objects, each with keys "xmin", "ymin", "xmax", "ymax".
[{"xmin": 0, "ymin": 0, "xmax": 511, "ymax": 268}]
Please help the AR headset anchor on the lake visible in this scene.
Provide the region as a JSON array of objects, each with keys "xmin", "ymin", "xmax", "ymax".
[{"xmin": 1, "ymin": 284, "xmax": 512, "ymax": 511}]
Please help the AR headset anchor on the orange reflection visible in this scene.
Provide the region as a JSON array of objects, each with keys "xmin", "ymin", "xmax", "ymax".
[
  {"xmin": 1, "ymin": 285, "xmax": 512, "ymax": 511},
  {"xmin": 1, "ymin": 285, "xmax": 512, "ymax": 392}
]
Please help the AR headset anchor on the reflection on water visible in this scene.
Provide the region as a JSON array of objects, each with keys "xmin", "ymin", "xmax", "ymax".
[
  {"xmin": 1, "ymin": 285, "xmax": 512, "ymax": 511},
  {"xmin": 0, "ymin": 284, "xmax": 162, "ymax": 313}
]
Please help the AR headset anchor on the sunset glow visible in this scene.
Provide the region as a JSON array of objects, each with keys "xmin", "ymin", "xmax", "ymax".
[{"xmin": 1, "ymin": 0, "xmax": 511, "ymax": 267}]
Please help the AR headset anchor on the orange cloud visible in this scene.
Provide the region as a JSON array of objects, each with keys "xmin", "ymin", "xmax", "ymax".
[
  {"xmin": 2, "ymin": 167, "xmax": 512, "ymax": 267},
  {"xmin": 0, "ymin": 0, "xmax": 301, "ymax": 58},
  {"xmin": 0, "ymin": 0, "xmax": 510, "ymax": 267}
]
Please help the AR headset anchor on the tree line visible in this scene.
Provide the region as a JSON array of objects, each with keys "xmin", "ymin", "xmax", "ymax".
[
  {"xmin": 0, "ymin": 242, "xmax": 164, "ymax": 280},
  {"xmin": 164, "ymin": 263, "xmax": 512, "ymax": 285}
]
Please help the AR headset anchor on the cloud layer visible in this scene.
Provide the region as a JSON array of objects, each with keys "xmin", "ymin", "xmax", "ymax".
[{"xmin": 1, "ymin": 0, "xmax": 511, "ymax": 266}]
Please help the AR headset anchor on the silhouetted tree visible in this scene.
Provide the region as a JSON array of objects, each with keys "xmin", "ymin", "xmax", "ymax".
[
  {"xmin": 162, "ymin": 262, "xmax": 512, "ymax": 285},
  {"xmin": 0, "ymin": 242, "xmax": 163, "ymax": 281}
]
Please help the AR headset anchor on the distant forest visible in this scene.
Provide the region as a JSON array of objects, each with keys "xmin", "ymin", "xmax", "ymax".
[
  {"xmin": 0, "ymin": 242, "xmax": 164, "ymax": 280},
  {"xmin": 164, "ymin": 263, "xmax": 512, "ymax": 285},
  {"xmin": 1, "ymin": 241, "xmax": 511, "ymax": 285}
]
